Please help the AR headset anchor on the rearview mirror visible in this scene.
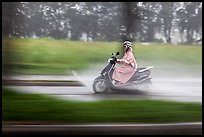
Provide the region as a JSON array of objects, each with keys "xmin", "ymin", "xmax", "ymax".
[{"xmin": 116, "ymin": 52, "xmax": 120, "ymax": 55}]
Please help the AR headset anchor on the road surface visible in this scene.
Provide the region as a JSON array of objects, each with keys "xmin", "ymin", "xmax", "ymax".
[
  {"xmin": 4, "ymin": 73, "xmax": 202, "ymax": 103},
  {"xmin": 3, "ymin": 122, "xmax": 202, "ymax": 135}
]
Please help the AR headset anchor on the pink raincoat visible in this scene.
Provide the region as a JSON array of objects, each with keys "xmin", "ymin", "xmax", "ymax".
[{"xmin": 112, "ymin": 48, "xmax": 137, "ymax": 84}]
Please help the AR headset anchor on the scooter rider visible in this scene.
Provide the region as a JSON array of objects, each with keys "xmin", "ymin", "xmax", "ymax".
[{"xmin": 112, "ymin": 40, "xmax": 137, "ymax": 84}]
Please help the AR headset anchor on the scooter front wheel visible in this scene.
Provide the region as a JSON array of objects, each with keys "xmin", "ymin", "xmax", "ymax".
[{"xmin": 93, "ymin": 77, "xmax": 108, "ymax": 93}]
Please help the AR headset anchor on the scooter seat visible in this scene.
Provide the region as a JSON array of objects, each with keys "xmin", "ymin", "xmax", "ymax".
[{"xmin": 127, "ymin": 68, "xmax": 151, "ymax": 83}]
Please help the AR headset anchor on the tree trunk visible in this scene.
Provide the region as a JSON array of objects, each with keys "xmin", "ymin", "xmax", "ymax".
[{"xmin": 186, "ymin": 29, "xmax": 193, "ymax": 44}]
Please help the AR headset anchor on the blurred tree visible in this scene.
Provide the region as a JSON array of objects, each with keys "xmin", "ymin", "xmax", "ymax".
[
  {"xmin": 119, "ymin": 2, "xmax": 140, "ymax": 41},
  {"xmin": 137, "ymin": 2, "xmax": 161, "ymax": 42},
  {"xmin": 2, "ymin": 2, "xmax": 27, "ymax": 37},
  {"xmin": 2, "ymin": 2, "xmax": 202, "ymax": 44},
  {"xmin": 2, "ymin": 2, "xmax": 23, "ymax": 75},
  {"xmin": 176, "ymin": 2, "xmax": 202, "ymax": 44},
  {"xmin": 98, "ymin": 2, "xmax": 121, "ymax": 41},
  {"xmin": 157, "ymin": 2, "xmax": 175, "ymax": 43}
]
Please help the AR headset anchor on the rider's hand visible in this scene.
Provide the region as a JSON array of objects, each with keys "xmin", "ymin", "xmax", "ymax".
[{"xmin": 117, "ymin": 59, "xmax": 130, "ymax": 65}]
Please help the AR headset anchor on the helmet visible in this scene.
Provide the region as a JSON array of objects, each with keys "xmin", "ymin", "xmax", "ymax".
[{"xmin": 123, "ymin": 40, "xmax": 132, "ymax": 48}]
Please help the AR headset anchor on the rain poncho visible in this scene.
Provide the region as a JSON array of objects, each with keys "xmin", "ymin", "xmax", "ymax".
[{"xmin": 112, "ymin": 48, "xmax": 137, "ymax": 84}]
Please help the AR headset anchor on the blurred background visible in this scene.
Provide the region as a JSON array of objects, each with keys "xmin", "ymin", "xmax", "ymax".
[
  {"xmin": 2, "ymin": 2, "xmax": 202, "ymax": 76},
  {"xmin": 2, "ymin": 2, "xmax": 202, "ymax": 42},
  {"xmin": 2, "ymin": 2, "xmax": 202, "ymax": 135}
]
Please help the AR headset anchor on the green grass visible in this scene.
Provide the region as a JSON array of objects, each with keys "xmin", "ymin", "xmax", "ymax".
[
  {"xmin": 2, "ymin": 87, "xmax": 202, "ymax": 123},
  {"xmin": 2, "ymin": 38, "xmax": 202, "ymax": 75}
]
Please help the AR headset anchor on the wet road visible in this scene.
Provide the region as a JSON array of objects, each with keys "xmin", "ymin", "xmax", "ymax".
[
  {"xmin": 5, "ymin": 73, "xmax": 202, "ymax": 103},
  {"xmin": 3, "ymin": 122, "xmax": 202, "ymax": 135}
]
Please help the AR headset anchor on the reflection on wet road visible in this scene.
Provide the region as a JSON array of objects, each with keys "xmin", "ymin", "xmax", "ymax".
[{"xmin": 6, "ymin": 76, "xmax": 202, "ymax": 103}]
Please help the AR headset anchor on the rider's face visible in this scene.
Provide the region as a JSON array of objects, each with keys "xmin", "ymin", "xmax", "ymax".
[{"xmin": 123, "ymin": 44, "xmax": 128, "ymax": 51}]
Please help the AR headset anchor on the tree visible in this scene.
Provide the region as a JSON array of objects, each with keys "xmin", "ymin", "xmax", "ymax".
[
  {"xmin": 119, "ymin": 2, "xmax": 140, "ymax": 41},
  {"xmin": 176, "ymin": 2, "xmax": 202, "ymax": 44},
  {"xmin": 157, "ymin": 2, "xmax": 176, "ymax": 43},
  {"xmin": 136, "ymin": 2, "xmax": 162, "ymax": 42},
  {"xmin": 2, "ymin": 2, "xmax": 27, "ymax": 37}
]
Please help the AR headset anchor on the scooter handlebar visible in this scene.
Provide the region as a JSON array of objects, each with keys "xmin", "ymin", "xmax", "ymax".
[
  {"xmin": 108, "ymin": 52, "xmax": 120, "ymax": 63},
  {"xmin": 108, "ymin": 57, "xmax": 117, "ymax": 63}
]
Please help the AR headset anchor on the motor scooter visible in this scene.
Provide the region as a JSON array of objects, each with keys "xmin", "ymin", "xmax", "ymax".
[{"xmin": 93, "ymin": 52, "xmax": 153, "ymax": 93}]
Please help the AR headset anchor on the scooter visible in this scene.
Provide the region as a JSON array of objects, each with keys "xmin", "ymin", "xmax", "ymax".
[{"xmin": 93, "ymin": 52, "xmax": 153, "ymax": 93}]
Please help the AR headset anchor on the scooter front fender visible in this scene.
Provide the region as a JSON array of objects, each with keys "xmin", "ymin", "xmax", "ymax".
[{"xmin": 94, "ymin": 76, "xmax": 105, "ymax": 82}]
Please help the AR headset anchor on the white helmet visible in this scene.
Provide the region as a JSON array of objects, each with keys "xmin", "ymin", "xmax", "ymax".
[{"xmin": 123, "ymin": 40, "xmax": 132, "ymax": 48}]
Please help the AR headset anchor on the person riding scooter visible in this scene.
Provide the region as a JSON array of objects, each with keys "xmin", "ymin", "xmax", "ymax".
[
  {"xmin": 92, "ymin": 40, "xmax": 153, "ymax": 93},
  {"xmin": 112, "ymin": 40, "xmax": 138, "ymax": 84}
]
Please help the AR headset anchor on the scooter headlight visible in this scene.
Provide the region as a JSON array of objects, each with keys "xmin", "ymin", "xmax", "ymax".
[{"xmin": 102, "ymin": 72, "xmax": 107, "ymax": 76}]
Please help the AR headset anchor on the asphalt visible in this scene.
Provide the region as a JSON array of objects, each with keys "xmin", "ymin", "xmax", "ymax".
[
  {"xmin": 2, "ymin": 74, "xmax": 84, "ymax": 86},
  {"xmin": 2, "ymin": 122, "xmax": 202, "ymax": 135},
  {"xmin": 2, "ymin": 79, "xmax": 84, "ymax": 86},
  {"xmin": 3, "ymin": 74, "xmax": 202, "ymax": 103}
]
